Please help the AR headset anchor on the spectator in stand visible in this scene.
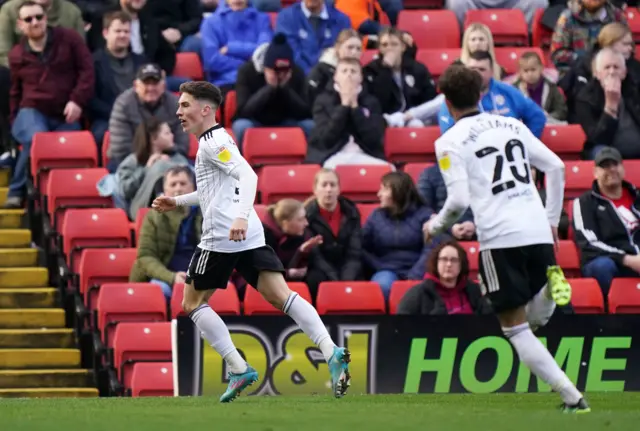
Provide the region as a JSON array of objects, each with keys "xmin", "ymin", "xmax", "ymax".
[
  {"xmin": 304, "ymin": 168, "xmax": 362, "ymax": 295},
  {"xmin": 334, "ymin": 0, "xmax": 389, "ymax": 36},
  {"xmin": 572, "ymin": 147, "xmax": 640, "ymax": 299},
  {"xmin": 439, "ymin": 51, "xmax": 547, "ymax": 138},
  {"xmin": 460, "ymin": 23, "xmax": 503, "ymax": 81},
  {"xmin": 87, "ymin": 0, "xmax": 178, "ymax": 87},
  {"xmin": 275, "ymin": 0, "xmax": 351, "ymax": 75},
  {"xmin": 201, "ymin": 0, "xmax": 272, "ymax": 96},
  {"xmin": 363, "ymin": 27, "xmax": 437, "ymax": 128},
  {"xmin": 130, "ymin": 165, "xmax": 201, "ymax": 300},
  {"xmin": 513, "ymin": 51, "xmax": 567, "ymax": 124},
  {"xmin": 147, "ymin": 0, "xmax": 203, "ymax": 54},
  {"xmin": 397, "ymin": 240, "xmax": 492, "ymax": 315},
  {"xmin": 71, "ymin": 0, "xmax": 117, "ymax": 24},
  {"xmin": 88, "ymin": 10, "xmax": 144, "ymax": 157},
  {"xmin": 417, "ymin": 164, "xmax": 476, "ymax": 241},
  {"xmin": 262, "ymin": 198, "xmax": 324, "ymax": 282},
  {"xmin": 307, "ymin": 28, "xmax": 361, "ymax": 108},
  {"xmin": 232, "ymin": 33, "xmax": 313, "ymax": 150},
  {"xmin": 575, "ymin": 48, "xmax": 640, "ymax": 160},
  {"xmin": 308, "ymin": 57, "xmax": 390, "ymax": 169},
  {"xmin": 0, "ymin": 0, "xmax": 84, "ymax": 67},
  {"xmin": 3, "ymin": 1, "xmax": 93, "ymax": 209},
  {"xmin": 559, "ymin": 22, "xmax": 640, "ymax": 123},
  {"xmin": 446, "ymin": 0, "xmax": 547, "ymax": 28},
  {"xmin": 551, "ymin": 0, "xmax": 625, "ymax": 75},
  {"xmin": 116, "ymin": 117, "xmax": 190, "ymax": 219},
  {"xmin": 107, "ymin": 63, "xmax": 189, "ymax": 173},
  {"xmin": 362, "ymin": 171, "xmax": 441, "ymax": 301}
]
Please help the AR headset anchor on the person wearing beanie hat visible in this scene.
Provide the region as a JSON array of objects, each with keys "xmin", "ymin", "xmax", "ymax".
[{"xmin": 232, "ymin": 33, "xmax": 314, "ymax": 150}]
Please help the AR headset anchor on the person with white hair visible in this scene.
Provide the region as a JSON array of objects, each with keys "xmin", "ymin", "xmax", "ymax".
[{"xmin": 574, "ymin": 47, "xmax": 640, "ymax": 160}]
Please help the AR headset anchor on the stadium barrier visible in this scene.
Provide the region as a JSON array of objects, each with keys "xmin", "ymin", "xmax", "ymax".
[{"xmin": 172, "ymin": 315, "xmax": 640, "ymax": 396}]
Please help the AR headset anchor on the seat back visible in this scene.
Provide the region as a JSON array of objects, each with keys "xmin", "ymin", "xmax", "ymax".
[
  {"xmin": 356, "ymin": 203, "xmax": 378, "ymax": 225},
  {"xmin": 174, "ymin": 52, "xmax": 204, "ymax": 79},
  {"xmin": 608, "ymin": 278, "xmax": 640, "ymax": 314},
  {"xmin": 398, "ymin": 10, "xmax": 460, "ymax": 49},
  {"xmin": 540, "ymin": 125, "xmax": 585, "ymax": 161},
  {"xmin": 244, "ymin": 283, "xmax": 312, "ymax": 315},
  {"xmin": 130, "ymin": 362, "xmax": 174, "ymax": 397},
  {"xmin": 389, "ymin": 280, "xmax": 420, "ymax": 314},
  {"xmin": 403, "ymin": 163, "xmax": 434, "ymax": 183},
  {"xmin": 170, "ymin": 282, "xmax": 240, "ymax": 319},
  {"xmin": 243, "ymin": 127, "xmax": 307, "ymax": 165},
  {"xmin": 568, "ymin": 278, "xmax": 605, "ymax": 314},
  {"xmin": 415, "ymin": 49, "xmax": 461, "ymax": 81},
  {"xmin": 334, "ymin": 165, "xmax": 393, "ymax": 203},
  {"xmin": 384, "ymin": 127, "xmax": 440, "ymax": 163},
  {"xmin": 494, "ymin": 47, "xmax": 546, "ymax": 75},
  {"xmin": 316, "ymin": 282, "xmax": 386, "ymax": 314},
  {"xmin": 78, "ymin": 248, "xmax": 138, "ymax": 307},
  {"xmin": 464, "ymin": 9, "xmax": 528, "ymax": 46},
  {"xmin": 258, "ymin": 164, "xmax": 320, "ymax": 204}
]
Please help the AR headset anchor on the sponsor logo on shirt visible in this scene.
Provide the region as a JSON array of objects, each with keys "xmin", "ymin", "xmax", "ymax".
[
  {"xmin": 438, "ymin": 152, "xmax": 451, "ymax": 171},
  {"xmin": 217, "ymin": 146, "xmax": 231, "ymax": 163}
]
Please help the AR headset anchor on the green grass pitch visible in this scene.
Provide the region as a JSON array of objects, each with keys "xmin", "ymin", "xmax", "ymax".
[{"xmin": 1, "ymin": 393, "xmax": 638, "ymax": 431}]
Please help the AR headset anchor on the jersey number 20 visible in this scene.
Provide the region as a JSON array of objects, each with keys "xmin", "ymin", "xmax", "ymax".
[{"xmin": 475, "ymin": 139, "xmax": 530, "ymax": 195}]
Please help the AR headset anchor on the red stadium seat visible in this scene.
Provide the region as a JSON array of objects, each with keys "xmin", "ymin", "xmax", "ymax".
[
  {"xmin": 459, "ymin": 241, "xmax": 480, "ymax": 279},
  {"xmin": 494, "ymin": 47, "xmax": 546, "ymax": 76},
  {"xmin": 61, "ymin": 208, "xmax": 131, "ymax": 272},
  {"xmin": 566, "ymin": 199, "xmax": 575, "ymax": 240},
  {"xmin": 356, "ymin": 203, "xmax": 378, "ymax": 224},
  {"xmin": 540, "ymin": 125, "xmax": 584, "ymax": 160},
  {"xmin": 258, "ymin": 164, "xmax": 320, "ymax": 204},
  {"xmin": 608, "ymin": 278, "xmax": 640, "ymax": 314},
  {"xmin": 389, "ymin": 280, "xmax": 420, "ymax": 314},
  {"xmin": 268, "ymin": 12, "xmax": 277, "ymax": 28},
  {"xmin": 531, "ymin": 8, "xmax": 552, "ymax": 49},
  {"xmin": 130, "ymin": 362, "xmax": 174, "ymax": 397},
  {"xmin": 30, "ymin": 131, "xmax": 98, "ymax": 192},
  {"xmin": 223, "ymin": 90, "xmax": 237, "ymax": 129},
  {"xmin": 243, "ymin": 283, "xmax": 312, "ymax": 315},
  {"xmin": 243, "ymin": 128, "xmax": 307, "ymax": 165},
  {"xmin": 170, "ymin": 282, "xmax": 240, "ymax": 319},
  {"xmin": 564, "ymin": 161, "xmax": 594, "ymax": 202},
  {"xmin": 112, "ymin": 322, "xmax": 172, "ymax": 390},
  {"xmin": 78, "ymin": 248, "xmax": 138, "ymax": 308},
  {"xmin": 415, "ymin": 49, "xmax": 461, "ymax": 81},
  {"xmin": 403, "ymin": 162, "xmax": 434, "ymax": 183},
  {"xmin": 102, "ymin": 131, "xmax": 110, "ymax": 168},
  {"xmin": 623, "ymin": 160, "xmax": 640, "ymax": 187},
  {"xmin": 334, "ymin": 165, "xmax": 392, "ymax": 203},
  {"xmin": 384, "ymin": 126, "xmax": 440, "ymax": 163},
  {"xmin": 360, "ymin": 49, "xmax": 379, "ymax": 65},
  {"xmin": 316, "ymin": 282, "xmax": 386, "ymax": 314},
  {"xmin": 188, "ymin": 134, "xmax": 199, "ymax": 160},
  {"xmin": 134, "ymin": 208, "xmax": 151, "ymax": 245},
  {"xmin": 625, "ymin": 8, "xmax": 640, "ymax": 43},
  {"xmin": 568, "ymin": 278, "xmax": 604, "ymax": 314},
  {"xmin": 254, "ymin": 204, "xmax": 268, "ymax": 222},
  {"xmin": 464, "ymin": 9, "xmax": 528, "ymax": 46},
  {"xmin": 173, "ymin": 53, "xmax": 204, "ymax": 80},
  {"xmin": 397, "ymin": 10, "xmax": 460, "ymax": 49},
  {"xmin": 96, "ymin": 283, "xmax": 167, "ymax": 347},
  {"xmin": 556, "ymin": 240, "xmax": 580, "ymax": 278},
  {"xmin": 46, "ymin": 168, "xmax": 112, "ymax": 231}
]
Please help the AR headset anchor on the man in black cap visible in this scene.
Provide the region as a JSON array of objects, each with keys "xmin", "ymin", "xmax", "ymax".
[
  {"xmin": 572, "ymin": 146, "xmax": 640, "ymax": 301},
  {"xmin": 107, "ymin": 62, "xmax": 189, "ymax": 172},
  {"xmin": 232, "ymin": 33, "xmax": 313, "ymax": 151}
]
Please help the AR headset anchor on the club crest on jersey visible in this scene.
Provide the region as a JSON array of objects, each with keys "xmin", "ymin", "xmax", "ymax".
[
  {"xmin": 217, "ymin": 146, "xmax": 231, "ymax": 163},
  {"xmin": 439, "ymin": 152, "xmax": 451, "ymax": 171}
]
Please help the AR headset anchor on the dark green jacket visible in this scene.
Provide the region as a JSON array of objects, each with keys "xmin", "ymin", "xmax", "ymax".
[{"xmin": 129, "ymin": 207, "xmax": 202, "ymax": 284}]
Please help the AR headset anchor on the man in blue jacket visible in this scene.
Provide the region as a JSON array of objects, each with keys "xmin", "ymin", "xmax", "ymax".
[
  {"xmin": 200, "ymin": 0, "xmax": 273, "ymax": 93},
  {"xmin": 275, "ymin": 0, "xmax": 351, "ymax": 75},
  {"xmin": 438, "ymin": 51, "xmax": 547, "ymax": 138}
]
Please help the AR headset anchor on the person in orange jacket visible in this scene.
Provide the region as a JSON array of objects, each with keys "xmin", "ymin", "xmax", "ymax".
[{"xmin": 335, "ymin": 0, "xmax": 390, "ymax": 35}]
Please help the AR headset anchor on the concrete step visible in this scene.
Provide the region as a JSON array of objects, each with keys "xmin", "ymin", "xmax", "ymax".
[
  {"xmin": 0, "ymin": 249, "xmax": 37, "ymax": 267},
  {"xmin": 0, "ymin": 309, "xmax": 65, "ymax": 329},
  {"xmin": 0, "ymin": 209, "xmax": 24, "ymax": 229},
  {"xmin": 0, "ymin": 369, "xmax": 94, "ymax": 388},
  {"xmin": 0, "ymin": 388, "xmax": 99, "ymax": 398},
  {"xmin": 0, "ymin": 267, "xmax": 48, "ymax": 288},
  {"xmin": 0, "ymin": 348, "xmax": 81, "ymax": 369},
  {"xmin": 0, "ymin": 329, "xmax": 75, "ymax": 348},
  {"xmin": 0, "ymin": 288, "xmax": 58, "ymax": 308},
  {"xmin": 0, "ymin": 229, "xmax": 31, "ymax": 248}
]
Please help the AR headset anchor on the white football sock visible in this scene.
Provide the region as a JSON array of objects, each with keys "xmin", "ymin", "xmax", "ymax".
[
  {"xmin": 190, "ymin": 304, "xmax": 247, "ymax": 374},
  {"xmin": 526, "ymin": 284, "xmax": 557, "ymax": 330},
  {"xmin": 283, "ymin": 292, "xmax": 336, "ymax": 361},
  {"xmin": 504, "ymin": 322, "xmax": 582, "ymax": 405}
]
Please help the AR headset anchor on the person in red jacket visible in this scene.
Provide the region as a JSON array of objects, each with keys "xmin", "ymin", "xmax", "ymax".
[{"xmin": 4, "ymin": 0, "xmax": 94, "ymax": 208}]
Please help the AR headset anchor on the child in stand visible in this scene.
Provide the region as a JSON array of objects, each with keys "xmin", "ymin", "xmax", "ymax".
[{"xmin": 513, "ymin": 51, "xmax": 568, "ymax": 124}]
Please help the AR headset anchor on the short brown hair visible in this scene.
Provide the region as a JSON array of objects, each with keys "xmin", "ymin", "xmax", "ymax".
[
  {"xmin": 426, "ymin": 239, "xmax": 470, "ymax": 283},
  {"xmin": 179, "ymin": 81, "xmax": 223, "ymax": 109},
  {"xmin": 337, "ymin": 57, "xmax": 362, "ymax": 69},
  {"xmin": 103, "ymin": 10, "xmax": 132, "ymax": 30},
  {"xmin": 18, "ymin": 1, "xmax": 43, "ymax": 15},
  {"xmin": 519, "ymin": 51, "xmax": 543, "ymax": 66},
  {"xmin": 438, "ymin": 64, "xmax": 482, "ymax": 111}
]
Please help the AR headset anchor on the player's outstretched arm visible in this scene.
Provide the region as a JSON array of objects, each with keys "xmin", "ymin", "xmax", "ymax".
[{"xmin": 152, "ymin": 192, "xmax": 199, "ymax": 212}]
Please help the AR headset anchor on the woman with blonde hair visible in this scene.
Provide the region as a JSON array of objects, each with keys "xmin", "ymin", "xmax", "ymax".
[
  {"xmin": 460, "ymin": 23, "xmax": 503, "ymax": 80},
  {"xmin": 559, "ymin": 22, "xmax": 640, "ymax": 123},
  {"xmin": 262, "ymin": 198, "xmax": 323, "ymax": 281},
  {"xmin": 307, "ymin": 29, "xmax": 363, "ymax": 107},
  {"xmin": 304, "ymin": 168, "xmax": 363, "ymax": 295}
]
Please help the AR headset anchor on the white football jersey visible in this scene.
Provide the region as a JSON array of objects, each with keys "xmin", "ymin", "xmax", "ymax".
[
  {"xmin": 194, "ymin": 125, "xmax": 265, "ymax": 252},
  {"xmin": 435, "ymin": 112, "xmax": 565, "ymax": 250}
]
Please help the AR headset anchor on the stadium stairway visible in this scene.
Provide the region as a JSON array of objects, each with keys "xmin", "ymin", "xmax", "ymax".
[{"xmin": 0, "ymin": 169, "xmax": 97, "ymax": 398}]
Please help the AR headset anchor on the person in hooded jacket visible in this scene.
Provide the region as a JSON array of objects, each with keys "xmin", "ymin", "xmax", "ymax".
[
  {"xmin": 363, "ymin": 27, "xmax": 437, "ymax": 128},
  {"xmin": 262, "ymin": 198, "xmax": 323, "ymax": 282},
  {"xmin": 304, "ymin": 168, "xmax": 362, "ymax": 294},
  {"xmin": 307, "ymin": 57, "xmax": 390, "ymax": 168},
  {"xmin": 397, "ymin": 239, "xmax": 492, "ymax": 316},
  {"xmin": 306, "ymin": 28, "xmax": 362, "ymax": 108}
]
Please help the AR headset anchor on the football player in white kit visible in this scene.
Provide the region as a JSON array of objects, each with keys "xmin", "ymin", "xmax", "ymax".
[
  {"xmin": 423, "ymin": 65, "xmax": 590, "ymax": 413},
  {"xmin": 152, "ymin": 81, "xmax": 351, "ymax": 402}
]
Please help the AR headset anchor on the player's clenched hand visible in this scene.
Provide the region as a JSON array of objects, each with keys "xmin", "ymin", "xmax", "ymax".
[
  {"xmin": 152, "ymin": 196, "xmax": 177, "ymax": 212},
  {"xmin": 422, "ymin": 220, "xmax": 433, "ymax": 244},
  {"xmin": 229, "ymin": 218, "xmax": 248, "ymax": 242}
]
